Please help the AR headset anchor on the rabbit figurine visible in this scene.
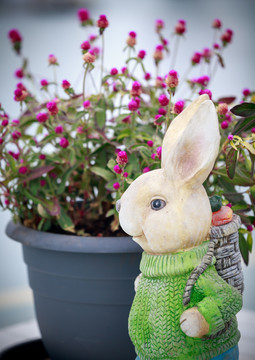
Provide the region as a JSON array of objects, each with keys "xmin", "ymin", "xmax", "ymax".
[{"xmin": 117, "ymin": 94, "xmax": 242, "ymax": 360}]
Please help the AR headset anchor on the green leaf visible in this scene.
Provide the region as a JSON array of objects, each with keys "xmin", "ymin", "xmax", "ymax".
[
  {"xmin": 5, "ymin": 154, "xmax": 17, "ymax": 173},
  {"xmin": 57, "ymin": 207, "xmax": 75, "ymax": 233},
  {"xmin": 107, "ymin": 159, "xmax": 116, "ymax": 171},
  {"xmin": 23, "ymin": 189, "xmax": 42, "ymax": 205},
  {"xmin": 90, "ymin": 166, "xmax": 114, "ymax": 181},
  {"xmin": 239, "ymin": 232, "xmax": 249, "ymax": 265},
  {"xmin": 250, "ymin": 185, "xmax": 255, "ymax": 205},
  {"xmin": 132, "ymin": 145, "xmax": 152, "ymax": 158},
  {"xmin": 213, "ymin": 167, "xmax": 255, "ymax": 187},
  {"xmin": 106, "ymin": 208, "xmax": 115, "ymax": 217},
  {"xmin": 231, "ymin": 204, "xmax": 251, "ymax": 212},
  {"xmin": 247, "ymin": 232, "xmax": 253, "ymax": 253},
  {"xmin": 20, "ymin": 165, "xmax": 55, "ymax": 183},
  {"xmin": 117, "ymin": 128, "xmax": 132, "ymax": 140},
  {"xmin": 231, "ymin": 102, "xmax": 255, "ymax": 117},
  {"xmin": 56, "ymin": 165, "xmax": 77, "ymax": 195},
  {"xmin": 226, "ymin": 147, "xmax": 238, "ymax": 179},
  {"xmin": 75, "ymin": 111, "xmax": 86, "ymax": 120},
  {"xmin": 243, "ymin": 141, "xmax": 255, "ymax": 156},
  {"xmin": 232, "ymin": 116, "xmax": 255, "ymax": 135}
]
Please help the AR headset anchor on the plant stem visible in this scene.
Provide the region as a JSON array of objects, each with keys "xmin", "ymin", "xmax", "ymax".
[
  {"xmin": 165, "ymin": 91, "xmax": 172, "ymax": 131},
  {"xmin": 53, "ymin": 66, "xmax": 58, "ymax": 97},
  {"xmin": 171, "ymin": 35, "xmax": 180, "ymax": 69},
  {"xmin": 100, "ymin": 33, "xmax": 104, "ymax": 94},
  {"xmin": 82, "ymin": 65, "xmax": 89, "ymax": 103}
]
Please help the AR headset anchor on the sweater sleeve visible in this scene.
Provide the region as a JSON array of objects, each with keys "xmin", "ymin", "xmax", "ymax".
[{"xmin": 194, "ymin": 266, "xmax": 242, "ymax": 336}]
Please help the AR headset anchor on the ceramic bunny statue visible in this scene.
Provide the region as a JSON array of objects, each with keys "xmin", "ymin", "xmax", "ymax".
[{"xmin": 117, "ymin": 95, "xmax": 242, "ymax": 360}]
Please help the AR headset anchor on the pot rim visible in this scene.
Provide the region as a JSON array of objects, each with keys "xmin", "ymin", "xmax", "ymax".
[{"xmin": 6, "ymin": 220, "xmax": 142, "ymax": 254}]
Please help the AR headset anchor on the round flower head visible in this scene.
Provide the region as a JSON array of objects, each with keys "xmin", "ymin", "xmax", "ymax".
[
  {"xmin": 166, "ymin": 70, "xmax": 179, "ymax": 89},
  {"xmin": 48, "ymin": 54, "xmax": 57, "ymax": 65},
  {"xmin": 158, "ymin": 94, "xmax": 169, "ymax": 106},
  {"xmin": 36, "ymin": 112, "xmax": 48, "ymax": 123},
  {"xmin": 217, "ymin": 103, "xmax": 228, "ymax": 115},
  {"xmin": 143, "ymin": 167, "xmax": 150, "ymax": 173},
  {"xmin": 228, "ymin": 134, "xmax": 234, "ymax": 141},
  {"xmin": 47, "ymin": 101, "xmax": 58, "ymax": 115},
  {"xmin": 175, "ymin": 19, "xmax": 186, "ymax": 35},
  {"xmin": 83, "ymin": 50, "xmax": 96, "ymax": 63},
  {"xmin": 89, "ymin": 34, "xmax": 97, "ymax": 42},
  {"xmin": 199, "ymin": 88, "xmax": 212, "ymax": 99},
  {"xmin": 138, "ymin": 50, "xmax": 146, "ymax": 59},
  {"xmin": 55, "ymin": 125, "xmax": 64, "ymax": 134},
  {"xmin": 41, "ymin": 79, "xmax": 49, "ymax": 87},
  {"xmin": 147, "ymin": 140, "xmax": 154, "ymax": 147},
  {"xmin": 12, "ymin": 130, "xmax": 21, "ymax": 140},
  {"xmin": 155, "ymin": 19, "xmax": 164, "ymax": 32},
  {"xmin": 154, "ymin": 114, "xmax": 164, "ymax": 126},
  {"xmin": 113, "ymin": 165, "xmax": 122, "ymax": 174},
  {"xmin": 153, "ymin": 47, "xmax": 163, "ymax": 62},
  {"xmin": 39, "ymin": 154, "xmax": 46, "ymax": 160},
  {"xmin": 122, "ymin": 115, "xmax": 131, "ymax": 124},
  {"xmin": 202, "ymin": 48, "xmax": 212, "ymax": 61},
  {"xmin": 110, "ymin": 68, "xmax": 118, "ymax": 76},
  {"xmin": 158, "ymin": 107, "xmax": 167, "ymax": 115},
  {"xmin": 156, "ymin": 146, "xmax": 162, "ymax": 160},
  {"xmin": 212, "ymin": 19, "xmax": 222, "ymax": 29},
  {"xmin": 81, "ymin": 41, "xmax": 90, "ymax": 51},
  {"xmin": 77, "ymin": 8, "xmax": 90, "ymax": 23},
  {"xmin": 242, "ymin": 88, "xmax": 251, "ymax": 97},
  {"xmin": 121, "ymin": 67, "xmax": 128, "ymax": 74},
  {"xmin": 113, "ymin": 182, "xmax": 120, "ymax": 190},
  {"xmin": 15, "ymin": 69, "xmax": 24, "ymax": 78},
  {"xmin": 14, "ymin": 88, "xmax": 28, "ymax": 102},
  {"xmin": 251, "ymin": 127, "xmax": 255, "ymax": 134},
  {"xmin": 130, "ymin": 81, "xmax": 142, "ymax": 97},
  {"xmin": 196, "ymin": 75, "xmax": 210, "ymax": 87},
  {"xmin": 83, "ymin": 100, "xmax": 91, "ymax": 108},
  {"xmin": 221, "ymin": 29, "xmax": 233, "ymax": 45},
  {"xmin": 62, "ymin": 80, "xmax": 71, "ymax": 89},
  {"xmin": 116, "ymin": 150, "xmax": 128, "ymax": 165},
  {"xmin": 59, "ymin": 137, "xmax": 69, "ymax": 148},
  {"xmin": 173, "ymin": 100, "xmax": 185, "ymax": 114},
  {"xmin": 8, "ymin": 29, "xmax": 22, "ymax": 43},
  {"xmin": 144, "ymin": 72, "xmax": 151, "ymax": 81},
  {"xmin": 126, "ymin": 31, "xmax": 137, "ymax": 47},
  {"xmin": 19, "ymin": 166, "xmax": 28, "ymax": 175},
  {"xmin": 128, "ymin": 98, "xmax": 139, "ymax": 112},
  {"xmin": 221, "ymin": 121, "xmax": 229, "ymax": 129},
  {"xmin": 213, "ymin": 43, "xmax": 220, "ymax": 50},
  {"xmin": 97, "ymin": 14, "xmax": 109, "ymax": 33},
  {"xmin": 191, "ymin": 52, "xmax": 201, "ymax": 65}
]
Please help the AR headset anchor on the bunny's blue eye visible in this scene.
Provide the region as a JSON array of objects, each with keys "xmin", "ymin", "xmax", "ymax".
[{"xmin": 151, "ymin": 199, "xmax": 166, "ymax": 211}]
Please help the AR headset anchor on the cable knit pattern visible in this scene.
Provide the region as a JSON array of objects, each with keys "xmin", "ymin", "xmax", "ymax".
[{"xmin": 129, "ymin": 242, "xmax": 242, "ymax": 360}]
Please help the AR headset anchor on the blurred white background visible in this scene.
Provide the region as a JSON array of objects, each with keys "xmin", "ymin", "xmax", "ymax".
[{"xmin": 0, "ymin": 0, "xmax": 254, "ymax": 328}]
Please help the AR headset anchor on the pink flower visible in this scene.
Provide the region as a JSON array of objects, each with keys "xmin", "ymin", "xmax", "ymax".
[
  {"xmin": 116, "ymin": 151, "xmax": 128, "ymax": 165},
  {"xmin": 76, "ymin": 126, "xmax": 84, "ymax": 134},
  {"xmin": 15, "ymin": 68, "xmax": 24, "ymax": 78},
  {"xmin": 243, "ymin": 88, "xmax": 251, "ymax": 97},
  {"xmin": 196, "ymin": 75, "xmax": 210, "ymax": 87},
  {"xmin": 155, "ymin": 19, "xmax": 164, "ymax": 32},
  {"xmin": 40, "ymin": 179, "xmax": 46, "ymax": 187},
  {"xmin": 81, "ymin": 41, "xmax": 90, "ymax": 51},
  {"xmin": 251, "ymin": 128, "xmax": 255, "ymax": 134},
  {"xmin": 199, "ymin": 89, "xmax": 212, "ymax": 99},
  {"xmin": 48, "ymin": 54, "xmax": 57, "ymax": 65},
  {"xmin": 175, "ymin": 19, "xmax": 186, "ymax": 35},
  {"xmin": 247, "ymin": 225, "xmax": 253, "ymax": 232},
  {"xmin": 212, "ymin": 19, "xmax": 222, "ymax": 29},
  {"xmin": 217, "ymin": 103, "xmax": 228, "ymax": 115},
  {"xmin": 126, "ymin": 32, "xmax": 136, "ymax": 47},
  {"xmin": 89, "ymin": 34, "xmax": 97, "ymax": 42},
  {"xmin": 83, "ymin": 100, "xmax": 91, "ymax": 108},
  {"xmin": 83, "ymin": 50, "xmax": 96, "ymax": 63},
  {"xmin": 8, "ymin": 151, "xmax": 20, "ymax": 160},
  {"xmin": 221, "ymin": 29, "xmax": 233, "ymax": 45},
  {"xmin": 158, "ymin": 108, "xmax": 167, "ymax": 115},
  {"xmin": 11, "ymin": 130, "xmax": 21, "ymax": 140},
  {"xmin": 113, "ymin": 165, "xmax": 122, "ymax": 174},
  {"xmin": 1, "ymin": 118, "xmax": 9, "ymax": 126},
  {"xmin": 131, "ymin": 81, "xmax": 142, "ymax": 97},
  {"xmin": 19, "ymin": 166, "xmax": 28, "ymax": 174},
  {"xmin": 228, "ymin": 134, "xmax": 234, "ymax": 141},
  {"xmin": 39, "ymin": 154, "xmax": 46, "ymax": 160},
  {"xmin": 8, "ymin": 29, "xmax": 22, "ymax": 43},
  {"xmin": 147, "ymin": 140, "xmax": 154, "ymax": 147},
  {"xmin": 11, "ymin": 119, "xmax": 20, "ymax": 126},
  {"xmin": 158, "ymin": 94, "xmax": 169, "ymax": 106},
  {"xmin": 77, "ymin": 8, "xmax": 90, "ymax": 23},
  {"xmin": 153, "ymin": 46, "xmax": 163, "ymax": 62},
  {"xmin": 151, "ymin": 153, "xmax": 156, "ymax": 160},
  {"xmin": 173, "ymin": 100, "xmax": 185, "ymax": 114},
  {"xmin": 14, "ymin": 88, "xmax": 28, "ymax": 102},
  {"xmin": 0, "ymin": 138, "xmax": 3, "ymax": 145},
  {"xmin": 59, "ymin": 137, "xmax": 69, "ymax": 148},
  {"xmin": 55, "ymin": 125, "xmax": 64, "ymax": 134},
  {"xmin": 97, "ymin": 15, "xmax": 109, "ymax": 30},
  {"xmin": 154, "ymin": 114, "xmax": 164, "ymax": 126},
  {"xmin": 226, "ymin": 203, "xmax": 232, "ymax": 208},
  {"xmin": 221, "ymin": 121, "xmax": 228, "ymax": 129},
  {"xmin": 202, "ymin": 48, "xmax": 212, "ymax": 61},
  {"xmin": 16, "ymin": 82, "xmax": 26, "ymax": 91},
  {"xmin": 122, "ymin": 115, "xmax": 131, "ymax": 124},
  {"xmin": 113, "ymin": 182, "xmax": 120, "ymax": 190},
  {"xmin": 121, "ymin": 67, "xmax": 128, "ymax": 74},
  {"xmin": 129, "ymin": 31, "xmax": 136, "ymax": 38},
  {"xmin": 47, "ymin": 101, "xmax": 58, "ymax": 115},
  {"xmin": 40, "ymin": 79, "xmax": 49, "ymax": 87},
  {"xmin": 143, "ymin": 167, "xmax": 150, "ymax": 173},
  {"xmin": 213, "ymin": 43, "xmax": 220, "ymax": 50},
  {"xmin": 166, "ymin": 70, "xmax": 179, "ymax": 89},
  {"xmin": 110, "ymin": 68, "xmax": 118, "ymax": 76},
  {"xmin": 123, "ymin": 172, "xmax": 128, "ymax": 178},
  {"xmin": 4, "ymin": 199, "xmax": 10, "ymax": 206},
  {"xmin": 138, "ymin": 50, "xmax": 146, "ymax": 59},
  {"xmin": 36, "ymin": 112, "xmax": 48, "ymax": 123},
  {"xmin": 191, "ymin": 52, "xmax": 201, "ymax": 65},
  {"xmin": 156, "ymin": 146, "xmax": 162, "ymax": 160},
  {"xmin": 144, "ymin": 72, "xmax": 151, "ymax": 81},
  {"xmin": 62, "ymin": 80, "xmax": 71, "ymax": 89},
  {"xmin": 156, "ymin": 44, "xmax": 164, "ymax": 51},
  {"xmin": 225, "ymin": 113, "xmax": 232, "ymax": 123},
  {"xmin": 128, "ymin": 99, "xmax": 139, "ymax": 111}
]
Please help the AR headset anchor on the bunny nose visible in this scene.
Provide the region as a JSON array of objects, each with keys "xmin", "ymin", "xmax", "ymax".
[{"xmin": 116, "ymin": 199, "xmax": 121, "ymax": 212}]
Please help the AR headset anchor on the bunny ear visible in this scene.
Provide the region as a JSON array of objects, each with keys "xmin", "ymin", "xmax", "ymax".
[{"xmin": 161, "ymin": 95, "xmax": 220, "ymax": 187}]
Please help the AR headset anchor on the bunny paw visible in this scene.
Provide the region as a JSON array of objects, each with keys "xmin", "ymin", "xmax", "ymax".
[{"xmin": 180, "ymin": 307, "xmax": 209, "ymax": 338}]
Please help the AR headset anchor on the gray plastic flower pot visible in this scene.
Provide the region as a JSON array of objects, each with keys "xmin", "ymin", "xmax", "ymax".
[{"xmin": 6, "ymin": 221, "xmax": 142, "ymax": 360}]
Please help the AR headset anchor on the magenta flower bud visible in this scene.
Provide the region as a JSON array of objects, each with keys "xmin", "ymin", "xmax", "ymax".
[
  {"xmin": 137, "ymin": 50, "xmax": 146, "ymax": 59},
  {"xmin": 113, "ymin": 182, "xmax": 120, "ymax": 190},
  {"xmin": 1, "ymin": 119, "xmax": 9, "ymax": 126},
  {"xmin": 40, "ymin": 179, "xmax": 46, "ymax": 187},
  {"xmin": 110, "ymin": 68, "xmax": 118, "ymax": 76},
  {"xmin": 62, "ymin": 80, "xmax": 71, "ymax": 89},
  {"xmin": 156, "ymin": 146, "xmax": 162, "ymax": 160},
  {"xmin": 213, "ymin": 43, "xmax": 220, "ymax": 50},
  {"xmin": 50, "ymin": 172, "xmax": 57, "ymax": 178},
  {"xmin": 19, "ymin": 166, "xmax": 28, "ymax": 174},
  {"xmin": 0, "ymin": 138, "xmax": 3, "ymax": 145},
  {"xmin": 228, "ymin": 134, "xmax": 234, "ymax": 141},
  {"xmin": 97, "ymin": 14, "xmax": 109, "ymax": 29},
  {"xmin": 113, "ymin": 165, "xmax": 122, "ymax": 174},
  {"xmin": 122, "ymin": 115, "xmax": 131, "ymax": 124},
  {"xmin": 217, "ymin": 103, "xmax": 228, "ymax": 115},
  {"xmin": 151, "ymin": 153, "xmax": 156, "ymax": 160},
  {"xmin": 40, "ymin": 79, "xmax": 49, "ymax": 87},
  {"xmin": 158, "ymin": 108, "xmax": 167, "ymax": 115},
  {"xmin": 221, "ymin": 29, "xmax": 233, "ymax": 45},
  {"xmin": 158, "ymin": 94, "xmax": 169, "ymax": 106},
  {"xmin": 155, "ymin": 19, "xmax": 164, "ymax": 32},
  {"xmin": 131, "ymin": 81, "xmax": 142, "ymax": 97},
  {"xmin": 14, "ymin": 89, "xmax": 22, "ymax": 97},
  {"xmin": 39, "ymin": 154, "xmax": 46, "ymax": 160},
  {"xmin": 59, "ymin": 137, "xmax": 69, "ymax": 148},
  {"xmin": 121, "ymin": 67, "xmax": 128, "ymax": 74},
  {"xmin": 48, "ymin": 54, "xmax": 57, "ymax": 65},
  {"xmin": 156, "ymin": 44, "xmax": 164, "ymax": 51},
  {"xmin": 197, "ymin": 75, "xmax": 210, "ymax": 87},
  {"xmin": 144, "ymin": 72, "xmax": 151, "ymax": 81},
  {"xmin": 166, "ymin": 69, "xmax": 179, "ymax": 88},
  {"xmin": 8, "ymin": 29, "xmax": 22, "ymax": 43},
  {"xmin": 202, "ymin": 48, "xmax": 212, "ymax": 61},
  {"xmin": 221, "ymin": 121, "xmax": 229, "ymax": 129},
  {"xmin": 129, "ymin": 31, "xmax": 136, "ymax": 38},
  {"xmin": 83, "ymin": 50, "xmax": 96, "ymax": 63},
  {"xmin": 36, "ymin": 112, "xmax": 49, "ymax": 123},
  {"xmin": 81, "ymin": 41, "xmax": 91, "ymax": 51},
  {"xmin": 225, "ymin": 113, "xmax": 232, "ymax": 123},
  {"xmin": 242, "ymin": 88, "xmax": 251, "ymax": 97},
  {"xmin": 83, "ymin": 100, "xmax": 91, "ymax": 108},
  {"xmin": 76, "ymin": 126, "xmax": 84, "ymax": 134},
  {"xmin": 116, "ymin": 150, "xmax": 128, "ymax": 165},
  {"xmin": 11, "ymin": 119, "xmax": 20, "ymax": 126},
  {"xmin": 47, "ymin": 101, "xmax": 58, "ymax": 115},
  {"xmin": 247, "ymin": 225, "xmax": 253, "ymax": 232},
  {"xmin": 8, "ymin": 151, "xmax": 20, "ymax": 160},
  {"xmin": 12, "ymin": 130, "xmax": 21, "ymax": 140},
  {"xmin": 77, "ymin": 8, "xmax": 90, "ymax": 23},
  {"xmin": 173, "ymin": 100, "xmax": 185, "ymax": 114},
  {"xmin": 143, "ymin": 167, "xmax": 150, "ymax": 173},
  {"xmin": 15, "ymin": 68, "xmax": 24, "ymax": 78},
  {"xmin": 128, "ymin": 99, "xmax": 139, "ymax": 112},
  {"xmin": 55, "ymin": 125, "xmax": 64, "ymax": 134},
  {"xmin": 92, "ymin": 47, "xmax": 100, "ymax": 56},
  {"xmin": 147, "ymin": 140, "xmax": 154, "ymax": 147},
  {"xmin": 191, "ymin": 52, "xmax": 201, "ymax": 65},
  {"xmin": 175, "ymin": 19, "xmax": 186, "ymax": 35},
  {"xmin": 89, "ymin": 34, "xmax": 97, "ymax": 42},
  {"xmin": 16, "ymin": 82, "xmax": 26, "ymax": 91},
  {"xmin": 212, "ymin": 19, "xmax": 222, "ymax": 29},
  {"xmin": 251, "ymin": 127, "xmax": 255, "ymax": 134},
  {"xmin": 154, "ymin": 114, "xmax": 164, "ymax": 126},
  {"xmin": 199, "ymin": 89, "xmax": 212, "ymax": 100},
  {"xmin": 226, "ymin": 203, "xmax": 232, "ymax": 208},
  {"xmin": 4, "ymin": 199, "xmax": 10, "ymax": 205},
  {"xmin": 123, "ymin": 172, "xmax": 128, "ymax": 178}
]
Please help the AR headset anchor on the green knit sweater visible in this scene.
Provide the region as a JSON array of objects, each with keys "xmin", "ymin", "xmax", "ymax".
[{"xmin": 129, "ymin": 241, "xmax": 242, "ymax": 360}]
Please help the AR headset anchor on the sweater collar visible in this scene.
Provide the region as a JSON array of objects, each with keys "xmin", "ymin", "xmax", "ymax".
[{"xmin": 140, "ymin": 241, "xmax": 213, "ymax": 277}]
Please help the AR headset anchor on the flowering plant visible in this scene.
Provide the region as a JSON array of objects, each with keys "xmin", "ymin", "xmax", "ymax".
[{"xmin": 1, "ymin": 10, "xmax": 255, "ymax": 262}]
